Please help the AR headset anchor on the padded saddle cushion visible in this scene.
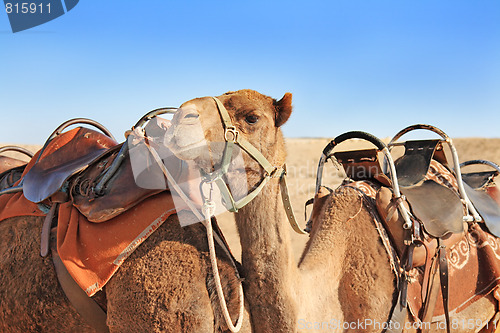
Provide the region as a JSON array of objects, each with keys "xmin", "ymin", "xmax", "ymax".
[
  {"xmin": 394, "ymin": 139, "xmax": 448, "ymax": 187},
  {"xmin": 394, "ymin": 140, "xmax": 464, "ymax": 238},
  {"xmin": 334, "ymin": 149, "xmax": 391, "ymax": 186},
  {"xmin": 462, "ymin": 171, "xmax": 500, "ymax": 237},
  {"xmin": 23, "ymin": 128, "xmax": 118, "ymax": 203},
  {"xmin": 399, "ymin": 180, "xmax": 464, "ymax": 237},
  {"xmin": 376, "ymin": 186, "xmax": 464, "ymax": 267},
  {"xmin": 462, "ymin": 171, "xmax": 498, "ymax": 189}
]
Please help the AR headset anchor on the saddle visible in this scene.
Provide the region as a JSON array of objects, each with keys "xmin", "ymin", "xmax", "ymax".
[
  {"xmin": 70, "ymin": 142, "xmax": 183, "ymax": 222},
  {"xmin": 23, "ymin": 127, "xmax": 118, "ymax": 203},
  {"xmin": 0, "ymin": 156, "xmax": 27, "ymax": 174},
  {"xmin": 309, "ymin": 126, "xmax": 488, "ymax": 333},
  {"xmin": 0, "ymin": 117, "xmax": 181, "ymax": 332},
  {"xmin": 0, "ymin": 146, "xmax": 34, "ymax": 193},
  {"xmin": 19, "ymin": 119, "xmax": 181, "ymax": 223},
  {"xmin": 461, "ymin": 160, "xmax": 500, "ymax": 237},
  {"xmin": 314, "ymin": 142, "xmax": 465, "ymax": 267},
  {"xmin": 392, "ymin": 139, "xmax": 464, "ymax": 237}
]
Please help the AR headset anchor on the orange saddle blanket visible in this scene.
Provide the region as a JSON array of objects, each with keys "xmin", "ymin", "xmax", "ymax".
[{"xmin": 0, "ymin": 128, "xmax": 177, "ymax": 296}]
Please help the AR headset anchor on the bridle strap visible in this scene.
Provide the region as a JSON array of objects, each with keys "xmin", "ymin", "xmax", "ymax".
[
  {"xmin": 279, "ymin": 172, "xmax": 308, "ymax": 234},
  {"xmin": 211, "ymin": 97, "xmax": 306, "ymax": 234},
  {"xmin": 212, "ymin": 97, "xmax": 275, "ymax": 175},
  {"xmin": 213, "ymin": 96, "xmax": 234, "ymax": 131}
]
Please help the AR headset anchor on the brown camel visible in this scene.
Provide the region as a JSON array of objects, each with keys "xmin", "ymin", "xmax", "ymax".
[
  {"xmin": 236, "ymin": 162, "xmax": 498, "ymax": 331},
  {"xmin": 0, "ymin": 89, "xmax": 293, "ymax": 332}
]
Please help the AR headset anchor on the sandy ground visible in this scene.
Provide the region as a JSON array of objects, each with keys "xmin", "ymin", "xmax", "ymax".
[{"xmin": 3, "ymin": 137, "xmax": 498, "ymax": 262}]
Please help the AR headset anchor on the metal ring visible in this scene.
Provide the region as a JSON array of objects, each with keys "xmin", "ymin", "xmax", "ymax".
[{"xmin": 224, "ymin": 127, "xmax": 239, "ymax": 143}]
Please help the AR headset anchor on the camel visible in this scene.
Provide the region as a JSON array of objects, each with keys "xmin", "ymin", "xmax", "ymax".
[
  {"xmin": 154, "ymin": 92, "xmax": 498, "ymax": 333},
  {"xmin": 0, "ymin": 89, "xmax": 294, "ymax": 332},
  {"xmin": 233, "ymin": 148, "xmax": 499, "ymax": 331}
]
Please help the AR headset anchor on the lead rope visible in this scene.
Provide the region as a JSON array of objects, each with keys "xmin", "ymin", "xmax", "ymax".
[
  {"xmin": 142, "ymin": 137, "xmax": 245, "ymax": 332},
  {"xmin": 202, "ymin": 193, "xmax": 245, "ymax": 332}
]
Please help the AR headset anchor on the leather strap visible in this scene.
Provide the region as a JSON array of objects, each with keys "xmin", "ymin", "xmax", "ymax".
[
  {"xmin": 385, "ymin": 196, "xmax": 404, "ymax": 223},
  {"xmin": 438, "ymin": 238, "xmax": 451, "ymax": 333},
  {"xmin": 51, "ymin": 247, "xmax": 109, "ymax": 333},
  {"xmin": 40, "ymin": 203, "xmax": 58, "ymax": 257},
  {"xmin": 420, "ymin": 242, "xmax": 435, "ymax": 302},
  {"xmin": 384, "ymin": 280, "xmax": 408, "ymax": 333},
  {"xmin": 213, "ymin": 97, "xmax": 275, "ymax": 175},
  {"xmin": 279, "ymin": 172, "xmax": 307, "ymax": 234},
  {"xmin": 304, "ymin": 197, "xmax": 314, "ymax": 221},
  {"xmin": 421, "ymin": 256, "xmax": 440, "ymax": 330},
  {"xmin": 384, "ymin": 236, "xmax": 414, "ymax": 332}
]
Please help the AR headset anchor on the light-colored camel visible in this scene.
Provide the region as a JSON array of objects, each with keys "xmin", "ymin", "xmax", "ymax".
[
  {"xmin": 0, "ymin": 89, "xmax": 293, "ymax": 332},
  {"xmin": 236, "ymin": 165, "xmax": 498, "ymax": 331},
  {"xmin": 169, "ymin": 92, "xmax": 495, "ymax": 332},
  {"xmin": 175, "ymin": 92, "xmax": 494, "ymax": 332}
]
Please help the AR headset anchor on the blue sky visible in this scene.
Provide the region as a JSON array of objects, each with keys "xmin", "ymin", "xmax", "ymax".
[{"xmin": 1, "ymin": 0, "xmax": 499, "ymax": 144}]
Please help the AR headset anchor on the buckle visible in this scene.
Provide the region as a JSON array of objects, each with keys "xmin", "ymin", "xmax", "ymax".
[
  {"xmin": 269, "ymin": 167, "xmax": 285, "ymax": 179},
  {"xmin": 224, "ymin": 126, "xmax": 239, "ymax": 143}
]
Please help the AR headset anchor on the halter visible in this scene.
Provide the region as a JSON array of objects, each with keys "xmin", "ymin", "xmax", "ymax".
[{"xmin": 209, "ymin": 97, "xmax": 306, "ymax": 234}]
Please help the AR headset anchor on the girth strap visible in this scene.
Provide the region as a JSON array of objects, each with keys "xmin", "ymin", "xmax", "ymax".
[
  {"xmin": 438, "ymin": 238, "xmax": 450, "ymax": 333},
  {"xmin": 421, "ymin": 257, "xmax": 440, "ymax": 331},
  {"xmin": 40, "ymin": 204, "xmax": 58, "ymax": 257},
  {"xmin": 51, "ymin": 246, "xmax": 109, "ymax": 333},
  {"xmin": 384, "ymin": 288, "xmax": 408, "ymax": 333}
]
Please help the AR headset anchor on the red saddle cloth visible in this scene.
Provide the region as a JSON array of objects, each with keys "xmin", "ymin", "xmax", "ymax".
[
  {"xmin": 0, "ymin": 128, "xmax": 177, "ymax": 296},
  {"xmin": 344, "ymin": 160, "xmax": 500, "ymax": 322}
]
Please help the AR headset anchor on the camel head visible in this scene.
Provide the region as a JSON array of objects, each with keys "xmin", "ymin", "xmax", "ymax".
[{"xmin": 164, "ymin": 89, "xmax": 293, "ymax": 186}]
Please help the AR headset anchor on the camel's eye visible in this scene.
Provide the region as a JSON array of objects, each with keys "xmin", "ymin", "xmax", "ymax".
[
  {"xmin": 245, "ymin": 114, "xmax": 259, "ymax": 125},
  {"xmin": 184, "ymin": 113, "xmax": 199, "ymax": 120}
]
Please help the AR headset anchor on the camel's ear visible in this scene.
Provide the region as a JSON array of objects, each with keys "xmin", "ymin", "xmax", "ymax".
[{"xmin": 274, "ymin": 92, "xmax": 292, "ymax": 127}]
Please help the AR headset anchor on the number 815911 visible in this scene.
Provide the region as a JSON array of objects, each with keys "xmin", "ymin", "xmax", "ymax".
[{"xmin": 5, "ymin": 3, "xmax": 51, "ymax": 14}]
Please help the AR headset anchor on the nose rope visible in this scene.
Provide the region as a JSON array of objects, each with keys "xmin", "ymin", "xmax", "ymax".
[{"xmin": 202, "ymin": 184, "xmax": 245, "ymax": 332}]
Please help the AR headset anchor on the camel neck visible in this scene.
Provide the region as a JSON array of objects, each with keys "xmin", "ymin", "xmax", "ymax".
[{"xmin": 235, "ymin": 179, "xmax": 299, "ymax": 332}]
